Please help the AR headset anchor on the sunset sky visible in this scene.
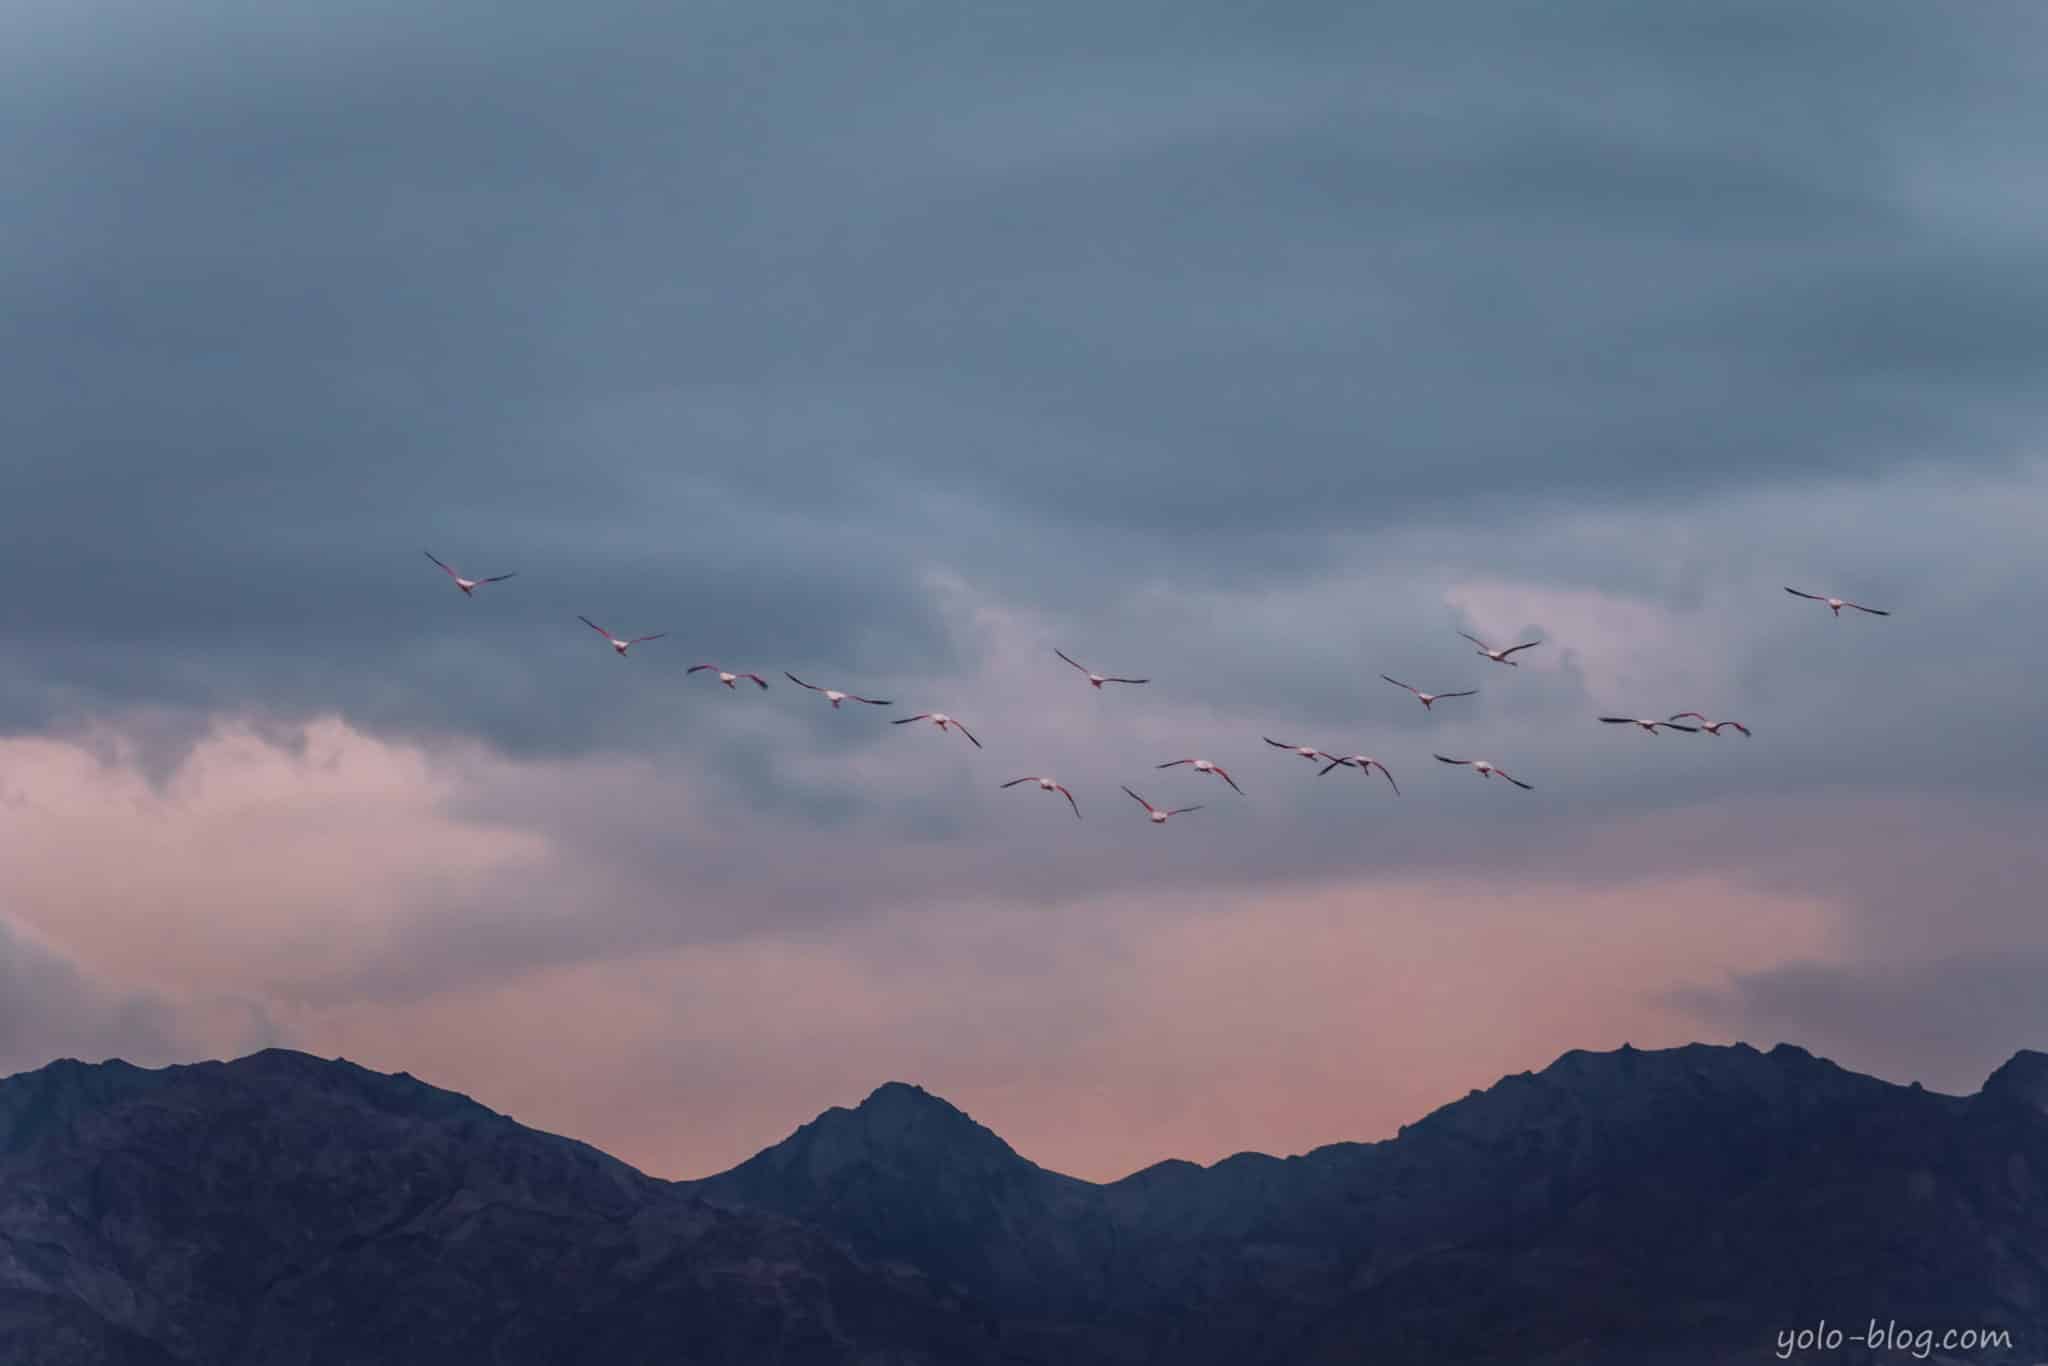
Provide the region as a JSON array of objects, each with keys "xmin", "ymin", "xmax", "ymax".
[{"xmin": 3, "ymin": 0, "xmax": 2045, "ymax": 1183}]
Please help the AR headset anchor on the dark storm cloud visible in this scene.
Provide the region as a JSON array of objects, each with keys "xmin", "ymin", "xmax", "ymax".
[{"xmin": 7, "ymin": 0, "xmax": 2048, "ymax": 762}]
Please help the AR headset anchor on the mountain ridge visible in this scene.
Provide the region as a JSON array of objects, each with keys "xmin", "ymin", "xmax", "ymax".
[{"xmin": 1, "ymin": 1040, "xmax": 2041, "ymax": 1364}]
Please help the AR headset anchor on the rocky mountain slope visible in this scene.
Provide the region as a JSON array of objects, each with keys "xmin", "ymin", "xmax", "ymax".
[{"xmin": 4, "ymin": 1042, "xmax": 2044, "ymax": 1364}]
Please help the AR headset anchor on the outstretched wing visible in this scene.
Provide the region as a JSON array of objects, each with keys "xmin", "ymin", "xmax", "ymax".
[
  {"xmin": 1438, "ymin": 690, "xmax": 1479, "ymax": 700},
  {"xmin": 1102, "ymin": 676, "xmax": 1149, "ymax": 685},
  {"xmin": 629, "ymin": 633, "xmax": 666, "ymax": 644},
  {"xmin": 1456, "ymin": 631, "xmax": 1488, "ymax": 649},
  {"xmin": 1373, "ymin": 763, "xmax": 1399, "ymax": 795},
  {"xmin": 1502, "ymin": 772, "xmax": 1534, "ymax": 790},
  {"xmin": 1121, "ymin": 785, "xmax": 1152, "ymax": 810},
  {"xmin": 1215, "ymin": 767, "xmax": 1244, "ymax": 795},
  {"xmin": 742, "ymin": 674, "xmax": 769, "ymax": 689},
  {"xmin": 1669, "ymin": 712, "xmax": 1709, "ymax": 722},
  {"xmin": 578, "ymin": 616, "xmax": 612, "ymax": 638},
  {"xmin": 1435, "ymin": 754, "xmax": 1470, "ymax": 766},
  {"xmin": 892, "ymin": 715, "xmax": 928, "ymax": 725},
  {"xmin": 852, "ymin": 695, "xmax": 892, "ymax": 706},
  {"xmin": 424, "ymin": 551, "xmax": 460, "ymax": 579},
  {"xmin": 1380, "ymin": 674, "xmax": 1417, "ymax": 693},
  {"xmin": 1056, "ymin": 785, "xmax": 1081, "ymax": 819},
  {"xmin": 952, "ymin": 722, "xmax": 983, "ymax": 749},
  {"xmin": 1845, "ymin": 602, "xmax": 1890, "ymax": 616},
  {"xmin": 1500, "ymin": 640, "xmax": 1541, "ymax": 657},
  {"xmin": 1598, "ymin": 717, "xmax": 1636, "ymax": 725},
  {"xmin": 784, "ymin": 673, "xmax": 823, "ymax": 691},
  {"xmin": 478, "ymin": 573, "xmax": 517, "ymax": 585},
  {"xmin": 687, "ymin": 665, "xmax": 715, "ymax": 674},
  {"xmin": 1055, "ymin": 649, "xmax": 1089, "ymax": 674},
  {"xmin": 1167, "ymin": 805, "xmax": 1204, "ymax": 816},
  {"xmin": 1784, "ymin": 587, "xmax": 1825, "ymax": 601},
  {"xmin": 1262, "ymin": 737, "xmax": 1296, "ymax": 750},
  {"xmin": 1660, "ymin": 723, "xmax": 1700, "ymax": 733},
  {"xmin": 1000, "ymin": 777, "xmax": 1034, "ymax": 788}
]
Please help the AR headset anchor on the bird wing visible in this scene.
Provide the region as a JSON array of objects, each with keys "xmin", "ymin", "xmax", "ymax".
[
  {"xmin": 1102, "ymin": 676, "xmax": 1149, "ymax": 685},
  {"xmin": 1439, "ymin": 690, "xmax": 1479, "ymax": 699},
  {"xmin": 1727, "ymin": 722, "xmax": 1752, "ymax": 736},
  {"xmin": 852, "ymin": 695, "xmax": 892, "ymax": 705},
  {"xmin": 1500, "ymin": 641, "xmax": 1541, "ymax": 656},
  {"xmin": 784, "ymin": 673, "xmax": 823, "ymax": 691},
  {"xmin": 1167, "ymin": 805, "xmax": 1204, "ymax": 816},
  {"xmin": 424, "ymin": 551, "xmax": 459, "ymax": 578},
  {"xmin": 1318, "ymin": 759, "xmax": 1347, "ymax": 775},
  {"xmin": 1661, "ymin": 723, "xmax": 1700, "ymax": 732},
  {"xmin": 1263, "ymin": 737, "xmax": 1295, "ymax": 749},
  {"xmin": 1000, "ymin": 777, "xmax": 1034, "ymax": 788},
  {"xmin": 1669, "ymin": 712, "xmax": 1709, "ymax": 722},
  {"xmin": 1054, "ymin": 785, "xmax": 1080, "ymax": 817},
  {"xmin": 892, "ymin": 715, "xmax": 928, "ymax": 725},
  {"xmin": 629, "ymin": 633, "xmax": 666, "ymax": 643},
  {"xmin": 953, "ymin": 722, "xmax": 983, "ymax": 748},
  {"xmin": 1457, "ymin": 631, "xmax": 1489, "ymax": 649},
  {"xmin": 578, "ymin": 616, "xmax": 612, "ymax": 638},
  {"xmin": 1435, "ymin": 754, "xmax": 1470, "ymax": 766},
  {"xmin": 743, "ymin": 674, "xmax": 769, "ymax": 688},
  {"xmin": 1122, "ymin": 785, "xmax": 1153, "ymax": 810},
  {"xmin": 1784, "ymin": 587, "xmax": 1825, "ymax": 601},
  {"xmin": 1215, "ymin": 767, "xmax": 1244, "ymax": 794},
  {"xmin": 1055, "ymin": 649, "xmax": 1089, "ymax": 674},
  {"xmin": 1380, "ymin": 675, "xmax": 1417, "ymax": 693},
  {"xmin": 1845, "ymin": 602, "xmax": 1890, "ymax": 615},
  {"xmin": 1502, "ymin": 773, "xmax": 1534, "ymax": 790},
  {"xmin": 1373, "ymin": 763, "xmax": 1399, "ymax": 795},
  {"xmin": 1156, "ymin": 759, "xmax": 1191, "ymax": 768},
  {"xmin": 687, "ymin": 665, "xmax": 715, "ymax": 674},
  {"xmin": 479, "ymin": 573, "xmax": 517, "ymax": 584}
]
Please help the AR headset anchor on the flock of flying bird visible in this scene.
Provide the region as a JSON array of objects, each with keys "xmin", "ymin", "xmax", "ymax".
[{"xmin": 424, "ymin": 551, "xmax": 1888, "ymax": 825}]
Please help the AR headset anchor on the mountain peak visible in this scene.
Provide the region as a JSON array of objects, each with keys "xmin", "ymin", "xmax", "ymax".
[{"xmin": 1982, "ymin": 1049, "xmax": 2048, "ymax": 1113}]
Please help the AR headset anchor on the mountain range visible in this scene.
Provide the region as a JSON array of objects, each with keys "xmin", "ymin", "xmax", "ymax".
[{"xmin": 1, "ymin": 1041, "xmax": 2042, "ymax": 1364}]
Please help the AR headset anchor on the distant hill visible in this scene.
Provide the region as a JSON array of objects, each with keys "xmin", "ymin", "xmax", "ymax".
[{"xmin": 3, "ymin": 1042, "xmax": 2043, "ymax": 1364}]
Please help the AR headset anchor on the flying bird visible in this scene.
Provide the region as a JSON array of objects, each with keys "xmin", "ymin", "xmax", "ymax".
[
  {"xmin": 1055, "ymin": 649, "xmax": 1148, "ymax": 689},
  {"xmin": 1458, "ymin": 632, "xmax": 1542, "ymax": 666},
  {"xmin": 579, "ymin": 617, "xmax": 666, "ymax": 656},
  {"xmin": 1123, "ymin": 785, "xmax": 1203, "ymax": 824},
  {"xmin": 1317, "ymin": 754, "xmax": 1399, "ymax": 794},
  {"xmin": 686, "ymin": 665, "xmax": 768, "ymax": 690},
  {"xmin": 1381, "ymin": 676, "xmax": 1478, "ymax": 710},
  {"xmin": 1155, "ymin": 757, "xmax": 1245, "ymax": 794},
  {"xmin": 1784, "ymin": 587, "xmax": 1890, "ymax": 617},
  {"xmin": 424, "ymin": 551, "xmax": 516, "ymax": 596},
  {"xmin": 1670, "ymin": 712, "xmax": 1751, "ymax": 737},
  {"xmin": 893, "ymin": 712, "xmax": 983, "ymax": 748},
  {"xmin": 1001, "ymin": 776, "xmax": 1081, "ymax": 818},
  {"xmin": 1264, "ymin": 737, "xmax": 1345, "ymax": 764},
  {"xmin": 1598, "ymin": 717, "xmax": 1701, "ymax": 735},
  {"xmin": 1434, "ymin": 755, "xmax": 1534, "ymax": 790},
  {"xmin": 784, "ymin": 674, "xmax": 892, "ymax": 708}
]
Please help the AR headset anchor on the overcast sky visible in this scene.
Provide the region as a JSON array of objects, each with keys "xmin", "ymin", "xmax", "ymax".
[{"xmin": 2, "ymin": 0, "xmax": 2045, "ymax": 1181}]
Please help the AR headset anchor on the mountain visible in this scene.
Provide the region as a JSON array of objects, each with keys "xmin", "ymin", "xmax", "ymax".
[{"xmin": 3, "ymin": 1042, "xmax": 2044, "ymax": 1364}]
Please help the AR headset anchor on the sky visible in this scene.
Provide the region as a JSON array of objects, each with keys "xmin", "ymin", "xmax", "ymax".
[{"xmin": 2, "ymin": 0, "xmax": 2046, "ymax": 1183}]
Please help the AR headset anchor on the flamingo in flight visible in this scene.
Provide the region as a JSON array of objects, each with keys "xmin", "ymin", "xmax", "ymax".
[
  {"xmin": 424, "ymin": 551, "xmax": 516, "ymax": 596},
  {"xmin": 1785, "ymin": 587, "xmax": 1890, "ymax": 617},
  {"xmin": 1598, "ymin": 716, "xmax": 1701, "ymax": 735},
  {"xmin": 1381, "ymin": 676, "xmax": 1478, "ymax": 710},
  {"xmin": 1434, "ymin": 755, "xmax": 1534, "ymax": 790},
  {"xmin": 1123, "ymin": 786, "xmax": 1203, "ymax": 825},
  {"xmin": 1155, "ymin": 757, "xmax": 1244, "ymax": 794},
  {"xmin": 1055, "ymin": 649, "xmax": 1148, "ymax": 689},
  {"xmin": 1264, "ymin": 737, "xmax": 1345, "ymax": 765},
  {"xmin": 687, "ymin": 665, "xmax": 768, "ymax": 690},
  {"xmin": 1317, "ymin": 754, "xmax": 1399, "ymax": 794},
  {"xmin": 784, "ymin": 674, "xmax": 892, "ymax": 709},
  {"xmin": 1459, "ymin": 632, "xmax": 1542, "ymax": 666},
  {"xmin": 579, "ymin": 616, "xmax": 666, "ymax": 656},
  {"xmin": 1001, "ymin": 776, "xmax": 1080, "ymax": 818},
  {"xmin": 1670, "ymin": 712, "xmax": 1751, "ymax": 737},
  {"xmin": 893, "ymin": 712, "xmax": 983, "ymax": 748}
]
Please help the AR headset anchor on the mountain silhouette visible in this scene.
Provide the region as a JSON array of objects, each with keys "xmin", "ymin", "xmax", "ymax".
[{"xmin": 2, "ymin": 1042, "xmax": 2043, "ymax": 1364}]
